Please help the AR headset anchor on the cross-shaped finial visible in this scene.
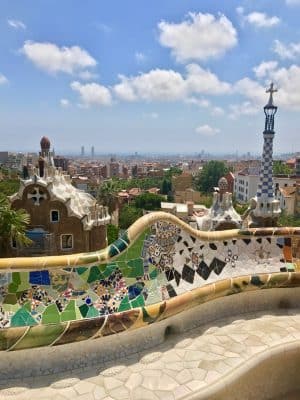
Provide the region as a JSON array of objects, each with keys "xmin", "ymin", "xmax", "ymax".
[{"xmin": 266, "ymin": 82, "xmax": 278, "ymax": 106}]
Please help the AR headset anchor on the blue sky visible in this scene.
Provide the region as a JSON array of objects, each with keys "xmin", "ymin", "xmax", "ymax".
[{"xmin": 1, "ymin": 0, "xmax": 300, "ymax": 154}]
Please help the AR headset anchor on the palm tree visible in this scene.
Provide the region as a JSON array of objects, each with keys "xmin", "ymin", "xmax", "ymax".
[
  {"xmin": 0, "ymin": 198, "xmax": 31, "ymax": 257},
  {"xmin": 97, "ymin": 180, "xmax": 119, "ymax": 214}
]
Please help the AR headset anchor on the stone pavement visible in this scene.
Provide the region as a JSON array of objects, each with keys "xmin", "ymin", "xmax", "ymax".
[{"xmin": 1, "ymin": 309, "xmax": 300, "ymax": 400}]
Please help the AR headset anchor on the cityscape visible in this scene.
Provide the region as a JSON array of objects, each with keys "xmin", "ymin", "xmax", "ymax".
[{"xmin": 0, "ymin": 1, "xmax": 300, "ymax": 400}]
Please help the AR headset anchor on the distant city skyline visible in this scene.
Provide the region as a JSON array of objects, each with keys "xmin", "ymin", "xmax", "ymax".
[{"xmin": 1, "ymin": 0, "xmax": 300, "ymax": 153}]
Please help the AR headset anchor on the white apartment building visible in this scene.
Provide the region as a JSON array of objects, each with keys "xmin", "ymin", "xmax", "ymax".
[{"xmin": 234, "ymin": 168, "xmax": 297, "ymax": 204}]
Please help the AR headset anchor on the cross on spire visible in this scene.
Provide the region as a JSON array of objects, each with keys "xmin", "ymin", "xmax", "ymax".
[{"xmin": 266, "ymin": 82, "xmax": 278, "ymax": 107}]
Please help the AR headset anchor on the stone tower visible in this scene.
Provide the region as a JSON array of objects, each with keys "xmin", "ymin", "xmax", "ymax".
[{"xmin": 247, "ymin": 83, "xmax": 281, "ymax": 227}]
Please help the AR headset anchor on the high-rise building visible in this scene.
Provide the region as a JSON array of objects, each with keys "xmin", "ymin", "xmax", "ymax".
[
  {"xmin": 91, "ymin": 146, "xmax": 95, "ymax": 158},
  {"xmin": 81, "ymin": 146, "xmax": 85, "ymax": 157}
]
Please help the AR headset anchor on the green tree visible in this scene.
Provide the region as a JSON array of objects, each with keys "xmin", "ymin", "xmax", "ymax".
[
  {"xmin": 0, "ymin": 179, "xmax": 20, "ymax": 200},
  {"xmin": 273, "ymin": 161, "xmax": 293, "ymax": 175},
  {"xmin": 0, "ymin": 198, "xmax": 31, "ymax": 256},
  {"xmin": 134, "ymin": 193, "xmax": 164, "ymax": 210},
  {"xmin": 163, "ymin": 166, "xmax": 182, "ymax": 180},
  {"xmin": 278, "ymin": 211, "xmax": 300, "ymax": 227},
  {"xmin": 119, "ymin": 205, "xmax": 143, "ymax": 229},
  {"xmin": 160, "ymin": 178, "xmax": 171, "ymax": 195},
  {"xmin": 107, "ymin": 224, "xmax": 119, "ymax": 244},
  {"xmin": 97, "ymin": 180, "xmax": 118, "ymax": 214},
  {"xmin": 194, "ymin": 161, "xmax": 228, "ymax": 193}
]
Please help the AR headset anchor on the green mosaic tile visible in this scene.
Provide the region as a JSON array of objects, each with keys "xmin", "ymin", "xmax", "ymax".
[
  {"xmin": 127, "ymin": 259, "xmax": 144, "ymax": 277},
  {"xmin": 2, "ymin": 303, "xmax": 19, "ymax": 313},
  {"xmin": 79, "ymin": 303, "xmax": 89, "ymax": 318},
  {"xmin": 286, "ymin": 263, "xmax": 295, "ymax": 271},
  {"xmin": 8, "ymin": 272, "xmax": 30, "ymax": 293},
  {"xmin": 87, "ymin": 266, "xmax": 103, "ymax": 283},
  {"xmin": 42, "ymin": 304, "xmax": 60, "ymax": 324},
  {"xmin": 108, "ymin": 244, "xmax": 119, "ymax": 258},
  {"xmin": 23, "ymin": 301, "xmax": 31, "ymax": 312},
  {"xmin": 98, "ymin": 264, "xmax": 107, "ymax": 273},
  {"xmin": 18, "ymin": 272, "xmax": 30, "ymax": 291},
  {"xmin": 86, "ymin": 306, "xmax": 99, "ymax": 318},
  {"xmin": 149, "ymin": 268, "xmax": 158, "ymax": 279},
  {"xmin": 12, "ymin": 323, "xmax": 66, "ymax": 350},
  {"xmin": 115, "ymin": 230, "xmax": 148, "ymax": 263},
  {"xmin": 60, "ymin": 300, "xmax": 77, "ymax": 322},
  {"xmin": 4, "ymin": 293, "xmax": 17, "ymax": 305},
  {"xmin": 118, "ymin": 295, "xmax": 131, "ymax": 312},
  {"xmin": 8, "ymin": 282, "xmax": 18, "ymax": 293},
  {"xmin": 113, "ymin": 238, "xmax": 128, "ymax": 253},
  {"xmin": 77, "ymin": 267, "xmax": 88, "ymax": 275},
  {"xmin": 12, "ymin": 272, "xmax": 21, "ymax": 285},
  {"xmin": 102, "ymin": 263, "xmax": 117, "ymax": 279},
  {"xmin": 11, "ymin": 307, "xmax": 37, "ymax": 327},
  {"xmin": 131, "ymin": 294, "xmax": 145, "ymax": 309},
  {"xmin": 120, "ymin": 231, "xmax": 130, "ymax": 245},
  {"xmin": 76, "ymin": 268, "xmax": 90, "ymax": 283}
]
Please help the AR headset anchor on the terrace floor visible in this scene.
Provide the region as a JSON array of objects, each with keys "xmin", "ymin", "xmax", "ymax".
[{"xmin": 1, "ymin": 308, "xmax": 300, "ymax": 400}]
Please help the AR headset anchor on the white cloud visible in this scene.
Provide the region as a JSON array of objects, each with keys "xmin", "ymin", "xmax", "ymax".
[
  {"xmin": 60, "ymin": 99, "xmax": 70, "ymax": 108},
  {"xmin": 253, "ymin": 61, "xmax": 278, "ymax": 78},
  {"xmin": 195, "ymin": 124, "xmax": 220, "ymax": 136},
  {"xmin": 21, "ymin": 41, "xmax": 97, "ymax": 75},
  {"xmin": 185, "ymin": 97, "xmax": 224, "ymax": 116},
  {"xmin": 113, "ymin": 69, "xmax": 187, "ymax": 101},
  {"xmin": 229, "ymin": 101, "xmax": 259, "ymax": 119},
  {"xmin": 234, "ymin": 77, "xmax": 266, "ymax": 105},
  {"xmin": 265, "ymin": 64, "xmax": 300, "ymax": 110},
  {"xmin": 233, "ymin": 63, "xmax": 300, "ymax": 111},
  {"xmin": 77, "ymin": 70, "xmax": 99, "ymax": 80},
  {"xmin": 113, "ymin": 64, "xmax": 231, "ymax": 103},
  {"xmin": 158, "ymin": 12, "xmax": 237, "ymax": 62},
  {"xmin": 273, "ymin": 40, "xmax": 300, "ymax": 60},
  {"xmin": 237, "ymin": 8, "xmax": 280, "ymax": 28},
  {"xmin": 70, "ymin": 81, "xmax": 112, "ymax": 107},
  {"xmin": 135, "ymin": 52, "xmax": 147, "ymax": 63},
  {"xmin": 184, "ymin": 97, "xmax": 211, "ymax": 108},
  {"xmin": 185, "ymin": 64, "xmax": 231, "ymax": 95},
  {"xmin": 7, "ymin": 19, "xmax": 26, "ymax": 30},
  {"xmin": 246, "ymin": 12, "xmax": 280, "ymax": 28},
  {"xmin": 0, "ymin": 73, "xmax": 8, "ymax": 85}
]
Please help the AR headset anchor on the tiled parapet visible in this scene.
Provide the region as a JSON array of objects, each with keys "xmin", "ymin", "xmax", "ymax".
[{"xmin": 0, "ymin": 211, "xmax": 299, "ymax": 350}]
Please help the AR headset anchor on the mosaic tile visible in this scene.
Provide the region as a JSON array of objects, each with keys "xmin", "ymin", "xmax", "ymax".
[
  {"xmin": 42, "ymin": 304, "xmax": 60, "ymax": 324},
  {"xmin": 0, "ymin": 218, "xmax": 298, "ymax": 352},
  {"xmin": 11, "ymin": 307, "xmax": 37, "ymax": 327}
]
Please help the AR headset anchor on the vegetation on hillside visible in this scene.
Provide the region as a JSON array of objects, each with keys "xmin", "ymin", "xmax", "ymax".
[
  {"xmin": 273, "ymin": 160, "xmax": 293, "ymax": 175},
  {"xmin": 194, "ymin": 161, "xmax": 228, "ymax": 193}
]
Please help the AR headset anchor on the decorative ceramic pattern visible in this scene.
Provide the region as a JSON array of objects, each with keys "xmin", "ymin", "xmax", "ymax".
[{"xmin": 0, "ymin": 212, "xmax": 299, "ymax": 351}]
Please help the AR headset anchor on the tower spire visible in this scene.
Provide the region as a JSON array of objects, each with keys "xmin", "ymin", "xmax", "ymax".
[{"xmin": 247, "ymin": 83, "xmax": 281, "ymax": 227}]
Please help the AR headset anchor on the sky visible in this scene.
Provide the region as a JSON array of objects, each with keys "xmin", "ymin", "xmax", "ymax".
[{"xmin": 1, "ymin": 0, "xmax": 300, "ymax": 155}]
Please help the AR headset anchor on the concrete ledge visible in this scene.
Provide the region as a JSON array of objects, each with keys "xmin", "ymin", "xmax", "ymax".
[
  {"xmin": 189, "ymin": 341, "xmax": 300, "ymax": 400},
  {"xmin": 1, "ymin": 287, "xmax": 300, "ymax": 384}
]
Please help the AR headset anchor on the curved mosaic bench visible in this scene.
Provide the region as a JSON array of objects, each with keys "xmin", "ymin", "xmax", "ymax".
[{"xmin": 0, "ymin": 211, "xmax": 299, "ymax": 351}]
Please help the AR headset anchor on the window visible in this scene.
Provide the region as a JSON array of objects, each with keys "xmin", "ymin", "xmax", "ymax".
[
  {"xmin": 50, "ymin": 210, "xmax": 59, "ymax": 222},
  {"xmin": 11, "ymin": 238, "xmax": 17, "ymax": 249},
  {"xmin": 61, "ymin": 234, "xmax": 73, "ymax": 250}
]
